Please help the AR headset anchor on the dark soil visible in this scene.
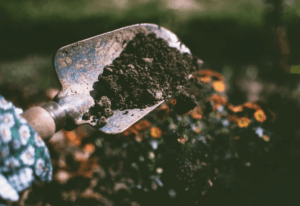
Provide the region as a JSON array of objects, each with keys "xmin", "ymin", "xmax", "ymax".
[{"xmin": 84, "ymin": 32, "xmax": 201, "ymax": 127}]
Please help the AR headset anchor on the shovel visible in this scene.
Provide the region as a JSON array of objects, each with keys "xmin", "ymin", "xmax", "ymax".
[{"xmin": 21, "ymin": 23, "xmax": 191, "ymax": 141}]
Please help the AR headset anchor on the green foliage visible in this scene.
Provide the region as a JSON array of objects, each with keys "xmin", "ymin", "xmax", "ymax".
[{"xmin": 1, "ymin": 0, "xmax": 300, "ymax": 92}]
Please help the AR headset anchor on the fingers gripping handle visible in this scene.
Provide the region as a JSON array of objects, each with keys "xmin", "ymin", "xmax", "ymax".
[{"xmin": 22, "ymin": 101, "xmax": 66, "ymax": 141}]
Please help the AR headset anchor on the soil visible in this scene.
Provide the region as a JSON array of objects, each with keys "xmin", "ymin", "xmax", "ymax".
[{"xmin": 83, "ymin": 32, "xmax": 201, "ymax": 127}]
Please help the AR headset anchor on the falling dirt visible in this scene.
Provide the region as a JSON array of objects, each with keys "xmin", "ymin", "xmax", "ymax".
[{"xmin": 83, "ymin": 32, "xmax": 201, "ymax": 127}]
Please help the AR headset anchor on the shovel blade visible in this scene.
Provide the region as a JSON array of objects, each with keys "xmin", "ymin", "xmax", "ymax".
[{"xmin": 53, "ymin": 23, "xmax": 191, "ymax": 134}]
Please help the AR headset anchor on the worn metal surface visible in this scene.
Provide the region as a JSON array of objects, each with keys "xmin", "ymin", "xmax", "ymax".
[{"xmin": 53, "ymin": 23, "xmax": 191, "ymax": 134}]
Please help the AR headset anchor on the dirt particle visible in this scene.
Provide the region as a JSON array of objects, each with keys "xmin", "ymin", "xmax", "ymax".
[
  {"xmin": 141, "ymin": 58, "xmax": 153, "ymax": 64},
  {"xmin": 103, "ymin": 108, "xmax": 113, "ymax": 118},
  {"xmin": 96, "ymin": 96, "xmax": 111, "ymax": 108},
  {"xmin": 82, "ymin": 112, "xmax": 91, "ymax": 120},
  {"xmin": 97, "ymin": 116, "xmax": 107, "ymax": 127}
]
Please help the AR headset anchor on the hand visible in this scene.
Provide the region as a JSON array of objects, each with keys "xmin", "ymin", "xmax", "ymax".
[{"xmin": 0, "ymin": 96, "xmax": 52, "ymax": 202}]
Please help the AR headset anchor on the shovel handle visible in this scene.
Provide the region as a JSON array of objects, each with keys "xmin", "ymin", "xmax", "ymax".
[{"xmin": 22, "ymin": 101, "xmax": 66, "ymax": 141}]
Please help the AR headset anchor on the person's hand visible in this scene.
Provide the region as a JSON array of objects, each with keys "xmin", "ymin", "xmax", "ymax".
[{"xmin": 0, "ymin": 95, "xmax": 52, "ymax": 202}]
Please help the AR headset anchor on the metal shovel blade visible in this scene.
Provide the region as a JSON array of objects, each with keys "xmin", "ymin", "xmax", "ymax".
[{"xmin": 53, "ymin": 23, "xmax": 191, "ymax": 134}]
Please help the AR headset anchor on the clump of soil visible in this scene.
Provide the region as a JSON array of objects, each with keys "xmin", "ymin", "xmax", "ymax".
[
  {"xmin": 83, "ymin": 32, "xmax": 201, "ymax": 127},
  {"xmin": 173, "ymin": 90, "xmax": 197, "ymax": 115}
]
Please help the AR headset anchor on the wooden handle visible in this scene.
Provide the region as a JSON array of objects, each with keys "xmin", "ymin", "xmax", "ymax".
[{"xmin": 22, "ymin": 106, "xmax": 56, "ymax": 141}]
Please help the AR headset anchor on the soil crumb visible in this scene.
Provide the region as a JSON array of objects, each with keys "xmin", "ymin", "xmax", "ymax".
[{"xmin": 84, "ymin": 32, "xmax": 201, "ymax": 127}]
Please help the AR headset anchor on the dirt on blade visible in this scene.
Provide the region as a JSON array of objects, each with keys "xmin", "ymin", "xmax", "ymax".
[{"xmin": 83, "ymin": 32, "xmax": 202, "ymax": 127}]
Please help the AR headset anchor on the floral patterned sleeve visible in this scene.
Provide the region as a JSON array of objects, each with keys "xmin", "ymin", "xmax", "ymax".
[{"xmin": 0, "ymin": 95, "xmax": 52, "ymax": 203}]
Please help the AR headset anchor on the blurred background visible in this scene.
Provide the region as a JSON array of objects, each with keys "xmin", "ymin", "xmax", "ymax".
[
  {"xmin": 1, "ymin": 0, "xmax": 300, "ymax": 104},
  {"xmin": 1, "ymin": 0, "xmax": 300, "ymax": 205}
]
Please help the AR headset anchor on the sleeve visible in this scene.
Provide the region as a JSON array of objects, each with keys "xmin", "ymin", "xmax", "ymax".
[{"xmin": 0, "ymin": 95, "xmax": 52, "ymax": 202}]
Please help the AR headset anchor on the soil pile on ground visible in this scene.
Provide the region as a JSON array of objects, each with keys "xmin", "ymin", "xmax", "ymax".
[{"xmin": 84, "ymin": 32, "xmax": 201, "ymax": 127}]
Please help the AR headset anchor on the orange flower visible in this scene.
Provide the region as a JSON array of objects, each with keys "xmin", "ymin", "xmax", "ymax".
[
  {"xmin": 122, "ymin": 127, "xmax": 139, "ymax": 136},
  {"xmin": 209, "ymin": 94, "xmax": 227, "ymax": 105},
  {"xmin": 228, "ymin": 115, "xmax": 238, "ymax": 122},
  {"xmin": 191, "ymin": 105, "xmax": 203, "ymax": 119},
  {"xmin": 159, "ymin": 103, "xmax": 169, "ymax": 111},
  {"xmin": 199, "ymin": 76, "xmax": 212, "ymax": 83},
  {"xmin": 122, "ymin": 130, "xmax": 131, "ymax": 136},
  {"xmin": 211, "ymin": 71, "xmax": 225, "ymax": 81},
  {"xmin": 198, "ymin": 70, "xmax": 225, "ymax": 81},
  {"xmin": 150, "ymin": 127, "xmax": 162, "ymax": 138},
  {"xmin": 213, "ymin": 104, "xmax": 221, "ymax": 111},
  {"xmin": 135, "ymin": 134, "xmax": 144, "ymax": 142},
  {"xmin": 185, "ymin": 111, "xmax": 191, "ymax": 116},
  {"xmin": 254, "ymin": 110, "xmax": 267, "ymax": 122},
  {"xmin": 262, "ymin": 135, "xmax": 270, "ymax": 142},
  {"xmin": 198, "ymin": 70, "xmax": 213, "ymax": 76},
  {"xmin": 158, "ymin": 103, "xmax": 170, "ymax": 116},
  {"xmin": 64, "ymin": 130, "xmax": 81, "ymax": 146},
  {"xmin": 237, "ymin": 117, "xmax": 251, "ymax": 128},
  {"xmin": 195, "ymin": 128, "xmax": 201, "ymax": 133},
  {"xmin": 182, "ymin": 110, "xmax": 192, "ymax": 117},
  {"xmin": 198, "ymin": 70, "xmax": 213, "ymax": 77},
  {"xmin": 177, "ymin": 136, "xmax": 188, "ymax": 144},
  {"xmin": 212, "ymin": 81, "xmax": 226, "ymax": 92},
  {"xmin": 131, "ymin": 128, "xmax": 139, "ymax": 136},
  {"xmin": 76, "ymin": 157, "xmax": 99, "ymax": 178},
  {"xmin": 234, "ymin": 136, "xmax": 240, "ymax": 140},
  {"xmin": 243, "ymin": 102, "xmax": 261, "ymax": 110},
  {"xmin": 83, "ymin": 143, "xmax": 95, "ymax": 154},
  {"xmin": 134, "ymin": 120, "xmax": 151, "ymax": 131},
  {"xmin": 170, "ymin": 99, "xmax": 177, "ymax": 105},
  {"xmin": 228, "ymin": 104, "xmax": 243, "ymax": 113}
]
